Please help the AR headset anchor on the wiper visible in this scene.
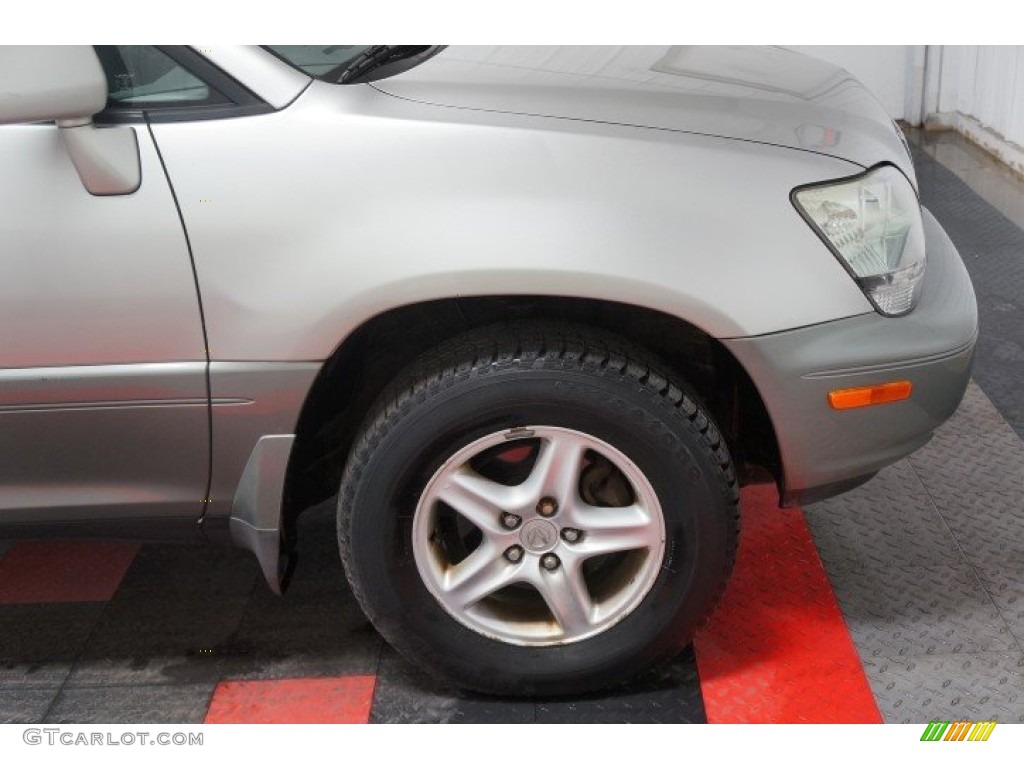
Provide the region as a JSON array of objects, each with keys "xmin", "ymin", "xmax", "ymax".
[{"xmin": 337, "ymin": 45, "xmax": 435, "ymax": 84}]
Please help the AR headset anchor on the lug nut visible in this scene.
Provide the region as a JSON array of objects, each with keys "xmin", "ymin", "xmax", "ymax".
[
  {"xmin": 561, "ymin": 528, "xmax": 582, "ymax": 543},
  {"xmin": 540, "ymin": 553, "xmax": 560, "ymax": 571},
  {"xmin": 537, "ymin": 497, "xmax": 558, "ymax": 517},
  {"xmin": 504, "ymin": 545, "xmax": 524, "ymax": 563},
  {"xmin": 501, "ymin": 512, "xmax": 522, "ymax": 530}
]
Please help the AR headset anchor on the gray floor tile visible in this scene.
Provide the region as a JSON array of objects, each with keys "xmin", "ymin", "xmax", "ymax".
[
  {"xmin": 863, "ymin": 652, "xmax": 1024, "ymax": 724},
  {"xmin": 975, "ymin": 564, "xmax": 1024, "ymax": 646},
  {"xmin": 930, "ymin": 489, "xmax": 1024, "ymax": 568},
  {"xmin": 910, "ymin": 437, "xmax": 1024, "ymax": 500},
  {"xmin": 805, "ymin": 460, "xmax": 962, "ymax": 572},
  {"xmin": 825, "ymin": 561, "xmax": 1016, "ymax": 658}
]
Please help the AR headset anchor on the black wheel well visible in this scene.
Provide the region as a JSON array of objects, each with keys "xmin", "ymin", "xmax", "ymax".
[{"xmin": 280, "ymin": 296, "xmax": 781, "ymax": 542}]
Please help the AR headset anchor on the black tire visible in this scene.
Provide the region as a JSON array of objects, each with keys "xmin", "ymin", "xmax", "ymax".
[{"xmin": 337, "ymin": 322, "xmax": 739, "ymax": 696}]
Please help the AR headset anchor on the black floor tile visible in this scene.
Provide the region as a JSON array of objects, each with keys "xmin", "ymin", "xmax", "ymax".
[
  {"xmin": 113, "ymin": 543, "xmax": 258, "ymax": 600},
  {"xmin": 219, "ymin": 587, "xmax": 383, "ymax": 681},
  {"xmin": 66, "ymin": 594, "xmax": 249, "ymax": 686},
  {"xmin": 369, "ymin": 646, "xmax": 706, "ymax": 724},
  {"xmin": 0, "ymin": 688, "xmax": 59, "ymax": 724},
  {"xmin": 0, "ymin": 604, "xmax": 104, "ymax": 664},
  {"xmin": 536, "ymin": 650, "xmax": 706, "ymax": 724},
  {"xmin": 0, "ymin": 663, "xmax": 72, "ymax": 689},
  {"xmin": 370, "ymin": 649, "xmax": 535, "ymax": 724},
  {"xmin": 44, "ymin": 684, "xmax": 215, "ymax": 724}
]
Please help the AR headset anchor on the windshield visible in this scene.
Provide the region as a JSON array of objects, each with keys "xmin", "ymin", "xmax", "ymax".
[
  {"xmin": 264, "ymin": 45, "xmax": 372, "ymax": 80},
  {"xmin": 265, "ymin": 45, "xmax": 442, "ymax": 84}
]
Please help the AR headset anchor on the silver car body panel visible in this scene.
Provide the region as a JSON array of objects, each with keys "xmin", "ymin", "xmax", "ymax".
[
  {"xmin": 374, "ymin": 45, "xmax": 916, "ymax": 186},
  {"xmin": 0, "ymin": 47, "xmax": 977, "ymax": 587},
  {"xmin": 151, "ymin": 79, "xmax": 873, "ymax": 361},
  {"xmin": 0, "ymin": 122, "xmax": 208, "ymax": 525},
  {"xmin": 725, "ymin": 209, "xmax": 977, "ymax": 501},
  {"xmin": 0, "ymin": 123, "xmax": 205, "ymax": 368},
  {"xmin": 0, "ymin": 363, "xmax": 207, "ymax": 523},
  {"xmin": 206, "ymin": 362, "xmax": 320, "ymax": 523}
]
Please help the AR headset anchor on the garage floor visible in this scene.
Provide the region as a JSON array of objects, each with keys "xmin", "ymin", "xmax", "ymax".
[{"xmin": 2, "ymin": 135, "xmax": 1023, "ymax": 724}]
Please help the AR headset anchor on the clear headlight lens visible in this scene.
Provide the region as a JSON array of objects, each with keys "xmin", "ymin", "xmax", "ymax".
[{"xmin": 794, "ymin": 165, "xmax": 926, "ymax": 316}]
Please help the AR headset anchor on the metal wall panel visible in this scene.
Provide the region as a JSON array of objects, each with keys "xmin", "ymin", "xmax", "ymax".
[{"xmin": 939, "ymin": 46, "xmax": 1024, "ymax": 147}]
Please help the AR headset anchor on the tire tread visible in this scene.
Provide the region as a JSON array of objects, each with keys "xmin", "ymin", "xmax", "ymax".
[{"xmin": 337, "ymin": 321, "xmax": 740, "ymax": 694}]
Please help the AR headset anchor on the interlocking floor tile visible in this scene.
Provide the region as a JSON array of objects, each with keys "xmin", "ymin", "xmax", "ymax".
[
  {"xmin": 369, "ymin": 650, "xmax": 534, "ymax": 724},
  {"xmin": 535, "ymin": 652, "xmax": 705, "ymax": 724},
  {"xmin": 914, "ymin": 144, "xmax": 1024, "ymax": 443},
  {"xmin": 220, "ymin": 588, "xmax": 383, "ymax": 681},
  {"xmin": 0, "ymin": 663, "xmax": 71, "ymax": 689},
  {"xmin": 824, "ymin": 562, "xmax": 1016, "ymax": 658},
  {"xmin": 66, "ymin": 595, "xmax": 250, "ymax": 686},
  {"xmin": 45, "ymin": 684, "xmax": 216, "ymax": 724},
  {"xmin": 696, "ymin": 485, "xmax": 880, "ymax": 724},
  {"xmin": 205, "ymin": 676, "xmax": 375, "ymax": 724},
  {"xmin": 369, "ymin": 647, "xmax": 706, "ymax": 724},
  {"xmin": 0, "ymin": 688, "xmax": 58, "ymax": 724},
  {"xmin": 862, "ymin": 652, "xmax": 1024, "ymax": 724},
  {"xmin": 113, "ymin": 543, "xmax": 257, "ymax": 600},
  {"xmin": 974, "ymin": 564, "xmax": 1024, "ymax": 646},
  {"xmin": 0, "ymin": 604, "xmax": 104, "ymax": 664},
  {"xmin": 804, "ymin": 461, "xmax": 962, "ymax": 572},
  {"xmin": 0, "ymin": 541, "xmax": 138, "ymax": 604}
]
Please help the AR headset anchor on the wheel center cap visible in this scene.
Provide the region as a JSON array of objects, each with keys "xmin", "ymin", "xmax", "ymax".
[{"xmin": 520, "ymin": 519, "xmax": 558, "ymax": 553}]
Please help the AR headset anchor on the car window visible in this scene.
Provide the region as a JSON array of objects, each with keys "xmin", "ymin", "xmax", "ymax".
[
  {"xmin": 264, "ymin": 45, "xmax": 371, "ymax": 79},
  {"xmin": 94, "ymin": 46, "xmax": 229, "ymax": 108}
]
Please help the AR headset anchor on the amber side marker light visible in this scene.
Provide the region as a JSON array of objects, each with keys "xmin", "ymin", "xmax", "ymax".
[{"xmin": 828, "ymin": 381, "xmax": 913, "ymax": 410}]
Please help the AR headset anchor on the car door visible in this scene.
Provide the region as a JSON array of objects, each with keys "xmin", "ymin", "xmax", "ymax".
[{"xmin": 0, "ymin": 46, "xmax": 243, "ymax": 528}]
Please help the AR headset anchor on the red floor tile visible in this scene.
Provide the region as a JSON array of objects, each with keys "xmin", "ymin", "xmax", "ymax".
[
  {"xmin": 694, "ymin": 485, "xmax": 881, "ymax": 724},
  {"xmin": 204, "ymin": 676, "xmax": 377, "ymax": 724},
  {"xmin": 0, "ymin": 540, "xmax": 139, "ymax": 604}
]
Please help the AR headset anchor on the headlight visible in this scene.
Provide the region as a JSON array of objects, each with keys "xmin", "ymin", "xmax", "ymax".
[{"xmin": 794, "ymin": 165, "xmax": 926, "ymax": 316}]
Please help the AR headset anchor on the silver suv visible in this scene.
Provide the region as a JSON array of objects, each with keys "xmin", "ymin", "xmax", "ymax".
[{"xmin": 0, "ymin": 45, "xmax": 977, "ymax": 695}]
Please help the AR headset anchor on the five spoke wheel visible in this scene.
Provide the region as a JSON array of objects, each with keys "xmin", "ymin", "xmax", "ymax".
[{"xmin": 413, "ymin": 426, "xmax": 666, "ymax": 646}]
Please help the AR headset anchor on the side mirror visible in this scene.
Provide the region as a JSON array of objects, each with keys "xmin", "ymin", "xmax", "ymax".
[{"xmin": 0, "ymin": 46, "xmax": 141, "ymax": 195}]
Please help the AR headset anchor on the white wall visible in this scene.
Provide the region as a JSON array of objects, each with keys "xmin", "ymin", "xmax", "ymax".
[
  {"xmin": 910, "ymin": 46, "xmax": 1024, "ymax": 174},
  {"xmin": 935, "ymin": 46, "xmax": 1024, "ymax": 151}
]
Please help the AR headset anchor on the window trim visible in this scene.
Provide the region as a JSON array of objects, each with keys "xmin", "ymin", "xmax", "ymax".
[{"xmin": 95, "ymin": 45, "xmax": 275, "ymax": 125}]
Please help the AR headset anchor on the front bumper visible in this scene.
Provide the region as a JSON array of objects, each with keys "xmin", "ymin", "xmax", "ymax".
[{"xmin": 724, "ymin": 207, "xmax": 978, "ymax": 505}]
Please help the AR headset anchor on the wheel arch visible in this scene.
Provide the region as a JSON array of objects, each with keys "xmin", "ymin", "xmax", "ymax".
[{"xmin": 279, "ymin": 295, "xmax": 782, "ymax": 550}]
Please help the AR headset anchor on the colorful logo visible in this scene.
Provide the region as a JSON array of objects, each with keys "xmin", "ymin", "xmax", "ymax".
[{"xmin": 921, "ymin": 721, "xmax": 996, "ymax": 742}]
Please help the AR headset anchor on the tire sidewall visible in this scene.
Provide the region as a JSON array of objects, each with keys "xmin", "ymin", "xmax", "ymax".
[{"xmin": 343, "ymin": 362, "xmax": 733, "ymax": 694}]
